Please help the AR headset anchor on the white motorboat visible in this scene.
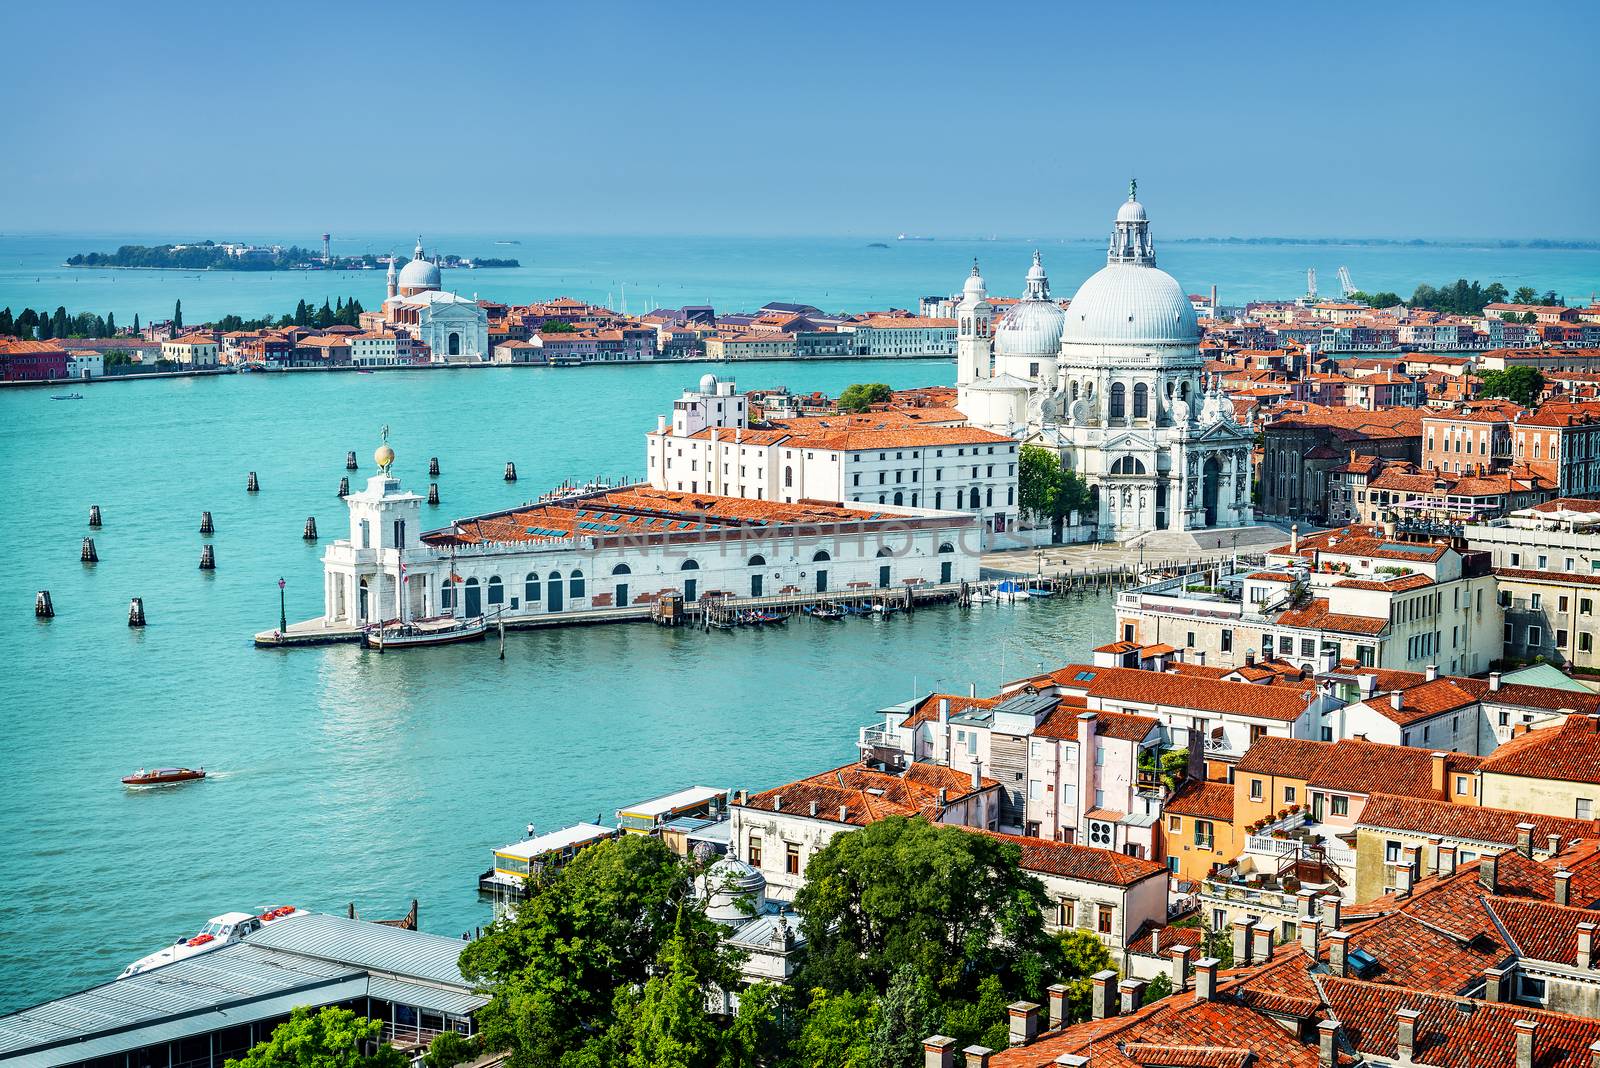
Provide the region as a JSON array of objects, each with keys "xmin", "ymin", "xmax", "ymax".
[
  {"xmin": 118, "ymin": 906, "xmax": 300, "ymax": 978},
  {"xmin": 993, "ymin": 580, "xmax": 1030, "ymax": 603}
]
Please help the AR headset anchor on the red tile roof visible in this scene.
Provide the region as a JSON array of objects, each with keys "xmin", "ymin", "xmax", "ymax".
[
  {"xmin": 1307, "ymin": 739, "xmax": 1480, "ymax": 798},
  {"xmin": 1044, "ymin": 665, "xmax": 1316, "ymax": 722},
  {"xmin": 1356, "ymin": 793, "xmax": 1600, "ymax": 847},
  {"xmin": 738, "ymin": 761, "xmax": 997, "ymax": 826},
  {"xmin": 1481, "ymin": 714, "xmax": 1600, "ymax": 785},
  {"xmin": 1235, "ymin": 736, "xmax": 1329, "ymax": 780},
  {"xmin": 1274, "ymin": 597, "xmax": 1389, "ymax": 637},
  {"xmin": 976, "ymin": 830, "xmax": 1165, "ymax": 887},
  {"xmin": 1166, "ymin": 779, "xmax": 1234, "ymax": 822}
]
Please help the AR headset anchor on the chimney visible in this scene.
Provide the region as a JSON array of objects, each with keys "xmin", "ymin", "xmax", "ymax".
[
  {"xmin": 972, "ymin": 760, "xmax": 983, "ymax": 791},
  {"xmin": 1007, "ymin": 1002, "xmax": 1039, "ymax": 1046},
  {"xmin": 1516, "ymin": 1020, "xmax": 1539, "ymax": 1068},
  {"xmin": 1252, "ymin": 922, "xmax": 1274, "ymax": 962},
  {"xmin": 1322, "ymin": 894, "xmax": 1342, "ymax": 930},
  {"xmin": 1425, "ymin": 664, "xmax": 1439, "ymax": 681},
  {"xmin": 1389, "ymin": 690, "xmax": 1404, "ymax": 713},
  {"xmin": 1150, "ymin": 928, "xmax": 1161, "ymax": 955},
  {"xmin": 1317, "ymin": 1020, "xmax": 1339, "ymax": 1068},
  {"xmin": 1481, "ymin": 852, "xmax": 1500, "ymax": 893},
  {"xmin": 1291, "ymin": 524, "xmax": 1300, "ymax": 553},
  {"xmin": 1194, "ymin": 957, "xmax": 1220, "ymax": 1001},
  {"xmin": 1395, "ymin": 1008, "xmax": 1421, "ymax": 1062},
  {"xmin": 962, "ymin": 1048, "xmax": 993, "ymax": 1068},
  {"xmin": 1327, "ymin": 930, "xmax": 1352, "ymax": 977},
  {"xmin": 1517, "ymin": 823, "xmax": 1536, "ymax": 859},
  {"xmin": 810, "ymin": 800, "xmax": 819, "ymax": 817},
  {"xmin": 1046, "ymin": 984, "xmax": 1069, "ymax": 1030},
  {"xmin": 1557, "ymin": 870, "xmax": 1574, "ymax": 907},
  {"xmin": 939, "ymin": 696, "xmax": 950, "ymax": 719},
  {"xmin": 1112, "ymin": 978, "xmax": 1146, "ymax": 1019},
  {"xmin": 1170, "ymin": 945, "xmax": 1193, "ymax": 993},
  {"xmin": 936, "ymin": 788, "xmax": 947, "ymax": 810},
  {"xmin": 922, "ymin": 1036, "xmax": 955, "ymax": 1068},
  {"xmin": 1232, "ymin": 918, "xmax": 1255, "ymax": 965},
  {"xmin": 1550, "ymin": 833, "xmax": 1565, "ymax": 855},
  {"xmin": 773, "ymin": 795, "xmax": 782, "ymax": 812},
  {"xmin": 838, "ymin": 804, "xmax": 849, "ymax": 822},
  {"xmin": 1245, "ymin": 650, "xmax": 1257, "ymax": 668},
  {"xmin": 1090, "ymin": 970, "xmax": 1117, "ymax": 1020},
  {"xmin": 1483, "ymin": 965, "xmax": 1508, "ymax": 1002},
  {"xmin": 1300, "ymin": 918, "xmax": 1322, "ymax": 958},
  {"xmin": 1193, "ymin": 649, "xmax": 1205, "ymax": 666},
  {"xmin": 1578, "ymin": 922, "xmax": 1596, "ymax": 968},
  {"xmin": 1431, "ymin": 751, "xmax": 1448, "ymax": 796},
  {"xmin": 1395, "ymin": 864, "xmax": 1414, "ymax": 897},
  {"xmin": 1438, "ymin": 843, "xmax": 1457, "ymax": 876},
  {"xmin": 1297, "ymin": 888, "xmax": 1318, "ymax": 918},
  {"xmin": 1490, "ymin": 671, "xmax": 1503, "ymax": 691}
]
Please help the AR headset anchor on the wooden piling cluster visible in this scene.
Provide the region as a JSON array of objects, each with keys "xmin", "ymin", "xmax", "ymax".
[
  {"xmin": 81, "ymin": 537, "xmax": 98, "ymax": 563},
  {"xmin": 428, "ymin": 483, "xmax": 440, "ymax": 505},
  {"xmin": 246, "ymin": 471, "xmax": 260, "ymax": 493},
  {"xmin": 337, "ymin": 477, "xmax": 350, "ymax": 498},
  {"xmin": 127, "ymin": 597, "xmax": 146, "ymax": 627},
  {"xmin": 504, "ymin": 462, "xmax": 517, "ymax": 482},
  {"xmin": 199, "ymin": 544, "xmax": 215, "ymax": 570},
  {"xmin": 429, "ymin": 457, "xmax": 440, "ymax": 477},
  {"xmin": 346, "ymin": 450, "xmax": 359, "ymax": 470},
  {"xmin": 35, "ymin": 591, "xmax": 54, "ymax": 618},
  {"xmin": 199, "ymin": 511, "xmax": 214, "ymax": 535},
  {"xmin": 88, "ymin": 505, "xmax": 102, "ymax": 528},
  {"xmin": 304, "ymin": 516, "xmax": 319, "ymax": 540}
]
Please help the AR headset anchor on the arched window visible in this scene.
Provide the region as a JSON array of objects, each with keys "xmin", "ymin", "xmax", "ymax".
[
  {"xmin": 1109, "ymin": 382, "xmax": 1126, "ymax": 420},
  {"xmin": 465, "ymin": 577, "xmax": 480, "ymax": 591},
  {"xmin": 487, "ymin": 575, "xmax": 504, "ymax": 605},
  {"xmin": 1070, "ymin": 380, "xmax": 1080, "ymax": 401},
  {"xmin": 812, "ymin": 550, "xmax": 831, "ymax": 562},
  {"xmin": 893, "ymin": 491, "xmax": 904, "ymax": 506},
  {"xmin": 876, "ymin": 546, "xmax": 895, "ymax": 558},
  {"xmin": 1180, "ymin": 380, "xmax": 1191, "ymax": 401},
  {"xmin": 682, "ymin": 559, "xmax": 700, "ymax": 570},
  {"xmin": 1133, "ymin": 383, "xmax": 1149, "ymax": 419},
  {"xmin": 442, "ymin": 579, "xmax": 454, "ymax": 609},
  {"xmin": 569, "ymin": 570, "xmax": 585, "ymax": 597},
  {"xmin": 611, "ymin": 563, "xmax": 631, "ymax": 575},
  {"xmin": 969, "ymin": 487, "xmax": 981, "ymax": 509},
  {"xmin": 784, "ymin": 466, "xmax": 793, "ymax": 487},
  {"xmin": 747, "ymin": 554, "xmax": 766, "ymax": 567},
  {"xmin": 938, "ymin": 542, "xmax": 954, "ymax": 553},
  {"xmin": 935, "ymin": 490, "xmax": 943, "ymax": 509},
  {"xmin": 1110, "ymin": 456, "xmax": 1147, "ymax": 476},
  {"xmin": 524, "ymin": 572, "xmax": 539, "ymax": 603}
]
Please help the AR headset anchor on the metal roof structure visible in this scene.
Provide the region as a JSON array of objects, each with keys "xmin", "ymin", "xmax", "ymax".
[{"xmin": 0, "ymin": 913, "xmax": 485, "ymax": 1068}]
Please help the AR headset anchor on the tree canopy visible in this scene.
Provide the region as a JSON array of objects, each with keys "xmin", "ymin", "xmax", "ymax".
[
  {"xmin": 225, "ymin": 1007, "xmax": 406, "ymax": 1068},
  {"xmin": 1018, "ymin": 445, "xmax": 1091, "ymax": 524},
  {"xmin": 837, "ymin": 382, "xmax": 894, "ymax": 412},
  {"xmin": 1474, "ymin": 366, "xmax": 1544, "ymax": 408}
]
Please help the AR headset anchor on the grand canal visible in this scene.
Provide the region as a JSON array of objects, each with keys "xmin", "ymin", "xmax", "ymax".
[{"xmin": 0, "ymin": 360, "xmax": 1114, "ymax": 1009}]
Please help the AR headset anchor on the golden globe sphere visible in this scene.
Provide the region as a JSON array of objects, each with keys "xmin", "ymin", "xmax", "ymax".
[{"xmin": 375, "ymin": 444, "xmax": 396, "ymax": 469}]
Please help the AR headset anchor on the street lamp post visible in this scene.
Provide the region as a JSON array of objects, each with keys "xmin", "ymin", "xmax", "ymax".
[{"xmin": 278, "ymin": 577, "xmax": 287, "ymax": 633}]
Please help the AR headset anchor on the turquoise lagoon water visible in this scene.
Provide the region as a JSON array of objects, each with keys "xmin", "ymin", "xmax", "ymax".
[
  {"xmin": 0, "ymin": 359, "xmax": 1115, "ymax": 1012},
  {"xmin": 2, "ymin": 232, "xmax": 1597, "ymax": 326}
]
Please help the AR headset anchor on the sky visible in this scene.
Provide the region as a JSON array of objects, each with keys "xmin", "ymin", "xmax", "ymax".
[{"xmin": 3, "ymin": 0, "xmax": 1598, "ymax": 240}]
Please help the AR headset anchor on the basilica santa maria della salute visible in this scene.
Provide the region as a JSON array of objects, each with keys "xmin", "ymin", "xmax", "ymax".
[{"xmin": 955, "ymin": 184, "xmax": 1255, "ymax": 542}]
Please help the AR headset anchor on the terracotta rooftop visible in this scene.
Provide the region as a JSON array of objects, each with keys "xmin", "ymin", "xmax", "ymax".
[
  {"xmin": 1043, "ymin": 665, "xmax": 1316, "ymax": 722},
  {"xmin": 1481, "ymin": 714, "xmax": 1600, "ymax": 785},
  {"xmin": 1165, "ymin": 779, "xmax": 1234, "ymax": 822},
  {"xmin": 738, "ymin": 761, "xmax": 997, "ymax": 827},
  {"xmin": 1356, "ymin": 793, "xmax": 1600, "ymax": 847},
  {"xmin": 976, "ymin": 830, "xmax": 1165, "ymax": 887}
]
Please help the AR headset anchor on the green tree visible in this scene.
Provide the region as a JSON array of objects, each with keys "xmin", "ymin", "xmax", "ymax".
[
  {"xmin": 795, "ymin": 816, "xmax": 1058, "ymax": 1003},
  {"xmin": 173, "ymin": 299, "xmax": 183, "ymax": 330},
  {"xmin": 459, "ymin": 835, "xmax": 733, "ymax": 1068},
  {"xmin": 0, "ymin": 307, "xmax": 12, "ymax": 336},
  {"xmin": 1484, "ymin": 282, "xmax": 1509, "ymax": 305},
  {"xmin": 868, "ymin": 965, "xmax": 942, "ymax": 1068},
  {"xmin": 718, "ymin": 983, "xmax": 795, "ymax": 1068},
  {"xmin": 421, "ymin": 1032, "xmax": 478, "ymax": 1068},
  {"xmin": 609, "ymin": 906, "xmax": 726, "ymax": 1068},
  {"xmin": 1055, "ymin": 930, "xmax": 1115, "ymax": 1022},
  {"xmin": 1513, "ymin": 286, "xmax": 1539, "ymax": 305},
  {"xmin": 106, "ymin": 311, "xmax": 116, "ymax": 335},
  {"xmin": 792, "ymin": 989, "xmax": 878, "ymax": 1068},
  {"xmin": 1350, "ymin": 290, "xmax": 1402, "ymax": 308},
  {"xmin": 540, "ymin": 319, "xmax": 577, "ymax": 333},
  {"xmin": 133, "ymin": 312, "xmax": 140, "ymax": 335},
  {"xmin": 225, "ymin": 1006, "xmax": 406, "ymax": 1068},
  {"xmin": 1141, "ymin": 972, "xmax": 1173, "ymax": 1004},
  {"xmin": 1475, "ymin": 366, "xmax": 1544, "ymax": 407},
  {"xmin": 837, "ymin": 382, "xmax": 893, "ymax": 412},
  {"xmin": 1018, "ymin": 445, "xmax": 1091, "ymax": 540}
]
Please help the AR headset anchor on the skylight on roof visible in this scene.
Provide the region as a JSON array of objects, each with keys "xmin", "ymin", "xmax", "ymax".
[
  {"xmin": 1379, "ymin": 543, "xmax": 1436, "ymax": 555},
  {"xmin": 1074, "ymin": 670, "xmax": 1096, "ymax": 682}
]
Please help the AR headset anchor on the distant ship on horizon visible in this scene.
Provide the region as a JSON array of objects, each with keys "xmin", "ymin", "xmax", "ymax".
[{"xmin": 896, "ymin": 233, "xmax": 934, "ymax": 242}]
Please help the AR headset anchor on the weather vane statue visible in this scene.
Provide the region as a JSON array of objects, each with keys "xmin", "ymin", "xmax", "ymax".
[{"xmin": 375, "ymin": 424, "xmax": 395, "ymax": 474}]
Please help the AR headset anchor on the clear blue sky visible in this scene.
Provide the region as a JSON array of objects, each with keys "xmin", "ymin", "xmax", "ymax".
[{"xmin": 4, "ymin": 0, "xmax": 1597, "ymax": 239}]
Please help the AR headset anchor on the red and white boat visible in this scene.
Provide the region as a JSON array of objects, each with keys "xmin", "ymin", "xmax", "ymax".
[
  {"xmin": 118, "ymin": 906, "xmax": 301, "ymax": 978},
  {"xmin": 122, "ymin": 767, "xmax": 206, "ymax": 787}
]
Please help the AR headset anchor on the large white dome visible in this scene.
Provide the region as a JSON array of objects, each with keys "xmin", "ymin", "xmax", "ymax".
[
  {"xmin": 397, "ymin": 256, "xmax": 441, "ymax": 292},
  {"xmin": 1063, "ymin": 263, "xmax": 1198, "ymax": 347},
  {"xmin": 994, "ymin": 300, "xmax": 1065, "ymax": 357}
]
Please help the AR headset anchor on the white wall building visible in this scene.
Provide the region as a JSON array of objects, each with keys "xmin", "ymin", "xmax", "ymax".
[
  {"xmin": 646, "ymin": 374, "xmax": 1024, "ymax": 548},
  {"xmin": 380, "ymin": 239, "xmax": 490, "ymax": 363},
  {"xmin": 319, "ymin": 444, "xmax": 981, "ymax": 630}
]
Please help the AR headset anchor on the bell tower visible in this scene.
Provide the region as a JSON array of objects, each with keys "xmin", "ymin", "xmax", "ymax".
[{"xmin": 956, "ymin": 259, "xmax": 993, "ymax": 385}]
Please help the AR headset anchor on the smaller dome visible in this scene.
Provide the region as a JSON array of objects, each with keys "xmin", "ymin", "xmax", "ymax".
[
  {"xmin": 963, "ymin": 259, "xmax": 986, "ymax": 296},
  {"xmin": 699, "ymin": 372, "xmax": 719, "ymax": 393},
  {"xmin": 375, "ymin": 444, "xmax": 395, "ymax": 470},
  {"xmin": 1117, "ymin": 199, "xmax": 1148, "ymax": 223},
  {"xmin": 994, "ymin": 300, "xmax": 1065, "ymax": 358},
  {"xmin": 699, "ymin": 856, "xmax": 766, "ymax": 923}
]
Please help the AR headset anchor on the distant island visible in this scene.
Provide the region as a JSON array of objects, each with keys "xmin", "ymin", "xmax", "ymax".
[{"xmin": 65, "ymin": 241, "xmax": 519, "ymax": 271}]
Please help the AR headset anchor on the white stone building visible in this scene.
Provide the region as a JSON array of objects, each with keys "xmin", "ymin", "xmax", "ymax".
[
  {"xmin": 379, "ymin": 239, "xmax": 489, "ymax": 363},
  {"xmin": 319, "ymin": 443, "xmax": 981, "ymax": 630},
  {"xmin": 646, "ymin": 374, "xmax": 1024, "ymax": 548},
  {"xmin": 954, "ymin": 186, "xmax": 1255, "ymax": 542}
]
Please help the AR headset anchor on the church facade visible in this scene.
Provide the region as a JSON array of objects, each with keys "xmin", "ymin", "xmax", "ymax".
[
  {"xmin": 379, "ymin": 238, "xmax": 490, "ymax": 363},
  {"xmin": 955, "ymin": 186, "xmax": 1254, "ymax": 541}
]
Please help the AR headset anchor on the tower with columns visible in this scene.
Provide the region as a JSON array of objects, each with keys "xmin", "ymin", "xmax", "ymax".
[{"xmin": 955, "ymin": 260, "xmax": 993, "ymax": 386}]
